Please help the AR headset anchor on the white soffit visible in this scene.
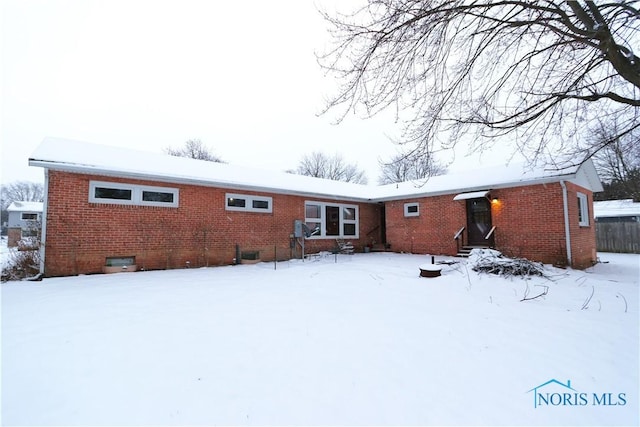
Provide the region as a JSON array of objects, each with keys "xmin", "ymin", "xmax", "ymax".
[{"xmin": 452, "ymin": 190, "xmax": 490, "ymax": 201}]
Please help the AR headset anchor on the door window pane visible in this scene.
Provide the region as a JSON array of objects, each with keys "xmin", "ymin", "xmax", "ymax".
[{"xmin": 326, "ymin": 206, "xmax": 340, "ymax": 236}]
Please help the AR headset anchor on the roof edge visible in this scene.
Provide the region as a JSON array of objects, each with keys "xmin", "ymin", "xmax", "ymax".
[{"xmin": 29, "ymin": 160, "xmax": 375, "ymax": 203}]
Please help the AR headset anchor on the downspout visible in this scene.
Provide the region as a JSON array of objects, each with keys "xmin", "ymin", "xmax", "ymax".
[
  {"xmin": 560, "ymin": 180, "xmax": 572, "ymax": 267},
  {"xmin": 39, "ymin": 169, "xmax": 49, "ymax": 276}
]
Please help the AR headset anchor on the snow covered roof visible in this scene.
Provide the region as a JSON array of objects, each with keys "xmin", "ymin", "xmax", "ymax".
[
  {"xmin": 29, "ymin": 137, "xmax": 603, "ymax": 202},
  {"xmin": 29, "ymin": 138, "xmax": 372, "ymax": 201},
  {"xmin": 7, "ymin": 201, "xmax": 44, "ymax": 212},
  {"xmin": 369, "ymin": 157, "xmax": 603, "ymax": 201},
  {"xmin": 593, "ymin": 199, "xmax": 640, "ymax": 217}
]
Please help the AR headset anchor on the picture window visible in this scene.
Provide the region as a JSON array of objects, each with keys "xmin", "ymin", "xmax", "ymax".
[{"xmin": 304, "ymin": 201, "xmax": 358, "ymax": 238}]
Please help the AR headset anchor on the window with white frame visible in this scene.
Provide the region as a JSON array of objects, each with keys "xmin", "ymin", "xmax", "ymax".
[
  {"xmin": 89, "ymin": 181, "xmax": 179, "ymax": 207},
  {"xmin": 304, "ymin": 201, "xmax": 358, "ymax": 238},
  {"xmin": 21, "ymin": 213, "xmax": 39, "ymax": 221},
  {"xmin": 225, "ymin": 193, "xmax": 272, "ymax": 213},
  {"xmin": 404, "ymin": 202, "xmax": 419, "ymax": 217},
  {"xmin": 577, "ymin": 192, "xmax": 589, "ymax": 226}
]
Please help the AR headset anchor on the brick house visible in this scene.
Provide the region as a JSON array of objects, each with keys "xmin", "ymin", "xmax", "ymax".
[
  {"xmin": 29, "ymin": 138, "xmax": 603, "ymax": 277},
  {"xmin": 7, "ymin": 201, "xmax": 43, "ymax": 247}
]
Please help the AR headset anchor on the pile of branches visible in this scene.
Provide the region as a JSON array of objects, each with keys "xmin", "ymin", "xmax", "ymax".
[{"xmin": 468, "ymin": 249, "xmax": 547, "ymax": 278}]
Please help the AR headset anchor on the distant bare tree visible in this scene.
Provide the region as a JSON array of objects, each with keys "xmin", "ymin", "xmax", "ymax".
[
  {"xmin": 592, "ymin": 120, "xmax": 640, "ymax": 200},
  {"xmin": 291, "ymin": 152, "xmax": 368, "ymax": 184},
  {"xmin": 165, "ymin": 139, "xmax": 225, "ymax": 163},
  {"xmin": 1, "ymin": 181, "xmax": 44, "ymax": 211},
  {"xmin": 379, "ymin": 151, "xmax": 447, "ymax": 184},
  {"xmin": 319, "ymin": 1, "xmax": 640, "ymax": 165}
]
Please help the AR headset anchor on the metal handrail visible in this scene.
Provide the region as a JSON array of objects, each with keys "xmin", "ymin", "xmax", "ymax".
[
  {"xmin": 484, "ymin": 226, "xmax": 496, "ymax": 240},
  {"xmin": 454, "ymin": 226, "xmax": 465, "ymax": 253},
  {"xmin": 454, "ymin": 227, "xmax": 465, "ymax": 240}
]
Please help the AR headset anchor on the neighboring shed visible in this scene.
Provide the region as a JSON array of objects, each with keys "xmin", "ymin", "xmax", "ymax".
[
  {"xmin": 594, "ymin": 199, "xmax": 640, "ymax": 253},
  {"xmin": 7, "ymin": 201, "xmax": 44, "ymax": 247}
]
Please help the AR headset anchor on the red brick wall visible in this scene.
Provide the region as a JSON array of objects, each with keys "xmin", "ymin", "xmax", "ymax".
[
  {"xmin": 43, "ymin": 170, "xmax": 596, "ymax": 276},
  {"xmin": 385, "ymin": 195, "xmax": 466, "ymax": 255},
  {"xmin": 384, "ymin": 183, "xmax": 597, "ymax": 268},
  {"xmin": 564, "ymin": 181, "xmax": 598, "ymax": 269},
  {"xmin": 489, "ymin": 184, "xmax": 568, "ymax": 266},
  {"xmin": 44, "ymin": 171, "xmax": 381, "ymax": 276}
]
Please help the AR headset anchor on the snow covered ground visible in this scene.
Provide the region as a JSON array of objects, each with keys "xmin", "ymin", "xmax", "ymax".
[
  {"xmin": 2, "ymin": 252, "xmax": 638, "ymax": 426},
  {"xmin": 0, "ymin": 236, "xmax": 10, "ymax": 269}
]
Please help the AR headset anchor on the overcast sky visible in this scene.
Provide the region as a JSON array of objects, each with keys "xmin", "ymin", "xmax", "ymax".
[{"xmin": 1, "ymin": 0, "xmax": 509, "ymax": 186}]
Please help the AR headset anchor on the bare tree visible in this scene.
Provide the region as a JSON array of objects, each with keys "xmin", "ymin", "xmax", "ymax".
[
  {"xmin": 318, "ymin": 1, "xmax": 640, "ymax": 165},
  {"xmin": 592, "ymin": 120, "xmax": 640, "ymax": 200},
  {"xmin": 165, "ymin": 139, "xmax": 225, "ymax": 163},
  {"xmin": 1, "ymin": 181, "xmax": 44, "ymax": 210},
  {"xmin": 379, "ymin": 150, "xmax": 447, "ymax": 184},
  {"xmin": 291, "ymin": 152, "xmax": 368, "ymax": 184}
]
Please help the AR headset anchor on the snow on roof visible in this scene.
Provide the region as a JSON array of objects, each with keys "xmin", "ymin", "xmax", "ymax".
[
  {"xmin": 29, "ymin": 137, "xmax": 603, "ymax": 201},
  {"xmin": 7, "ymin": 201, "xmax": 44, "ymax": 212},
  {"xmin": 29, "ymin": 137, "xmax": 372, "ymax": 201},
  {"xmin": 593, "ymin": 199, "xmax": 640, "ymax": 217},
  {"xmin": 370, "ymin": 159, "xmax": 603, "ymax": 200}
]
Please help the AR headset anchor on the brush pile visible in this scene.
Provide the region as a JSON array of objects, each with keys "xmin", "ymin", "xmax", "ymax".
[{"xmin": 468, "ymin": 248, "xmax": 547, "ymax": 277}]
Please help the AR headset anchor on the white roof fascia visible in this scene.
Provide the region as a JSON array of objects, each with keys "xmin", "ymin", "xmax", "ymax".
[
  {"xmin": 28, "ymin": 160, "xmax": 375, "ymax": 203},
  {"xmin": 372, "ymin": 174, "xmax": 579, "ymax": 202},
  {"xmin": 28, "ymin": 158, "xmax": 581, "ymax": 203},
  {"xmin": 29, "ymin": 137, "xmax": 603, "ymax": 203}
]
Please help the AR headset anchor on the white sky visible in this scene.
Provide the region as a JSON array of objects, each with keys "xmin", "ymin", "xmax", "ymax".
[{"xmin": 1, "ymin": 0, "xmax": 511, "ymax": 186}]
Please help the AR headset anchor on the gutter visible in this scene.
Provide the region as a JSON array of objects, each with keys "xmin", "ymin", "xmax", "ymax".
[
  {"xmin": 27, "ymin": 160, "xmax": 374, "ymax": 203},
  {"xmin": 39, "ymin": 169, "xmax": 49, "ymax": 275},
  {"xmin": 560, "ymin": 180, "xmax": 572, "ymax": 266},
  {"xmin": 30, "ymin": 159, "xmax": 581, "ymax": 205}
]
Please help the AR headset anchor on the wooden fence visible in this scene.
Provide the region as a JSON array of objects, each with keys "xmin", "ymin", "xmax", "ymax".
[{"xmin": 595, "ymin": 222, "xmax": 640, "ymax": 254}]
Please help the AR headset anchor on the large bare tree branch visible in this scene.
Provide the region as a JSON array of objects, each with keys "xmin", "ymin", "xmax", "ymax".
[{"xmin": 318, "ymin": 0, "xmax": 640, "ymax": 163}]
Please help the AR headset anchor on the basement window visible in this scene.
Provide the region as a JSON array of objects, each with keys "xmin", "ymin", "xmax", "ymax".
[
  {"xmin": 226, "ymin": 193, "xmax": 272, "ymax": 213},
  {"xmin": 89, "ymin": 181, "xmax": 179, "ymax": 207},
  {"xmin": 404, "ymin": 202, "xmax": 419, "ymax": 217},
  {"xmin": 105, "ymin": 256, "xmax": 135, "ymax": 267}
]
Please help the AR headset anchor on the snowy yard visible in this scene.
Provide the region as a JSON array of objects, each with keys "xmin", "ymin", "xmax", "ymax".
[
  {"xmin": 2, "ymin": 252, "xmax": 638, "ymax": 426},
  {"xmin": 0, "ymin": 236, "xmax": 10, "ymax": 268}
]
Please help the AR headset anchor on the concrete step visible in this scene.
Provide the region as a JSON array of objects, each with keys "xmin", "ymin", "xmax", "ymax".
[{"xmin": 456, "ymin": 245, "xmax": 490, "ymax": 257}]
